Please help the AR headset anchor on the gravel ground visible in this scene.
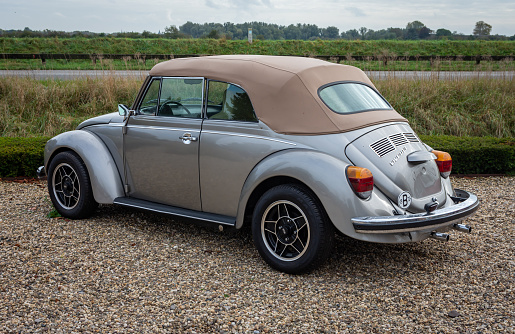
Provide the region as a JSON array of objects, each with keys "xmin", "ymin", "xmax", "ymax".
[{"xmin": 1, "ymin": 177, "xmax": 513, "ymax": 333}]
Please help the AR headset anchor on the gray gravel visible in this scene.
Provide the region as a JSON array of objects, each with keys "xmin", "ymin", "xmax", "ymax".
[{"xmin": 1, "ymin": 177, "xmax": 514, "ymax": 333}]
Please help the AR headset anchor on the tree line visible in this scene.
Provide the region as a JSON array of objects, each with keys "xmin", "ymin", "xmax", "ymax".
[{"xmin": 1, "ymin": 20, "xmax": 513, "ymax": 41}]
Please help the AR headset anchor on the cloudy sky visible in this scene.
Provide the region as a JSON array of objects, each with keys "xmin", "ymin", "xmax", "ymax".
[{"xmin": 1, "ymin": 0, "xmax": 514, "ymax": 36}]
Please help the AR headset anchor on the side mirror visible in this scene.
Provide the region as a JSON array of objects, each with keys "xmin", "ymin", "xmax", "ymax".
[{"xmin": 118, "ymin": 104, "xmax": 129, "ymax": 116}]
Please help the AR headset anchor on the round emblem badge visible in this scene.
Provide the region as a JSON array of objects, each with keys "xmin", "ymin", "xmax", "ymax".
[{"xmin": 398, "ymin": 191, "xmax": 412, "ymax": 209}]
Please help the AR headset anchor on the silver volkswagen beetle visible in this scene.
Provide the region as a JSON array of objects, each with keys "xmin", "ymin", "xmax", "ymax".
[{"xmin": 38, "ymin": 55, "xmax": 479, "ymax": 274}]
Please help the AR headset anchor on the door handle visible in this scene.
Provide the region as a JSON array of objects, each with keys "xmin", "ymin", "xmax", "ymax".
[{"xmin": 179, "ymin": 133, "xmax": 198, "ymax": 144}]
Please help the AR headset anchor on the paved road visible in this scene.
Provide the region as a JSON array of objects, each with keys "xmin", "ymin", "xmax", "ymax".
[{"xmin": 0, "ymin": 69, "xmax": 513, "ymax": 80}]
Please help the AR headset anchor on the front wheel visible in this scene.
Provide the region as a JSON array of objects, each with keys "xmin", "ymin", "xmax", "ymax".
[
  {"xmin": 47, "ymin": 151, "xmax": 98, "ymax": 219},
  {"xmin": 252, "ymin": 184, "xmax": 335, "ymax": 274}
]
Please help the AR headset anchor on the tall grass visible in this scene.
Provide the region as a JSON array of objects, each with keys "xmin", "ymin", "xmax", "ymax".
[
  {"xmin": 0, "ymin": 76, "xmax": 513, "ymax": 138},
  {"xmin": 0, "ymin": 76, "xmax": 140, "ymax": 137},
  {"xmin": 376, "ymin": 76, "xmax": 515, "ymax": 137}
]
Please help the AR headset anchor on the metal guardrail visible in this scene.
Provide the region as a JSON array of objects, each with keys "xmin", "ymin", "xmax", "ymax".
[{"xmin": 1, "ymin": 53, "xmax": 513, "ymax": 65}]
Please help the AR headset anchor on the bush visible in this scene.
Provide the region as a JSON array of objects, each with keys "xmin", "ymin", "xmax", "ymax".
[
  {"xmin": 420, "ymin": 135, "xmax": 515, "ymax": 174},
  {"xmin": 0, "ymin": 137, "xmax": 49, "ymax": 177},
  {"xmin": 0, "ymin": 135, "xmax": 513, "ymax": 177}
]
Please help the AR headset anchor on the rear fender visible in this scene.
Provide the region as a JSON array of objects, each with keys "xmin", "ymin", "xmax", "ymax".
[
  {"xmin": 236, "ymin": 149, "xmax": 395, "ymax": 237},
  {"xmin": 45, "ymin": 130, "xmax": 124, "ymax": 204}
]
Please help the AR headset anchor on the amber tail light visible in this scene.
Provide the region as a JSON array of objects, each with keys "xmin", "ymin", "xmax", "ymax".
[
  {"xmin": 432, "ymin": 150, "xmax": 452, "ymax": 178},
  {"xmin": 346, "ymin": 166, "xmax": 374, "ymax": 199}
]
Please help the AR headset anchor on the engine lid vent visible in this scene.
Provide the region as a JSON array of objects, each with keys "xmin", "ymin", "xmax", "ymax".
[{"xmin": 370, "ymin": 132, "xmax": 420, "ymax": 157}]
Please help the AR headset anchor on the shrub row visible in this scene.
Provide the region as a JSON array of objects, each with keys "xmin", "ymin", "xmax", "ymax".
[
  {"xmin": 420, "ymin": 135, "xmax": 515, "ymax": 174},
  {"xmin": 2, "ymin": 38, "xmax": 515, "ymax": 56},
  {"xmin": 0, "ymin": 136, "xmax": 513, "ymax": 178},
  {"xmin": 0, "ymin": 137, "xmax": 49, "ymax": 178}
]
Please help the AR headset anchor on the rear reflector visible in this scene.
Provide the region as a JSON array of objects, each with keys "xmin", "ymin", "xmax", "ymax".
[
  {"xmin": 346, "ymin": 166, "xmax": 374, "ymax": 199},
  {"xmin": 432, "ymin": 150, "xmax": 452, "ymax": 178}
]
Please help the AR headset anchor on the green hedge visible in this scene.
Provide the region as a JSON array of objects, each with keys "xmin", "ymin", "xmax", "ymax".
[
  {"xmin": 0, "ymin": 137, "xmax": 49, "ymax": 177},
  {"xmin": 0, "ymin": 136, "xmax": 513, "ymax": 178},
  {"xmin": 420, "ymin": 135, "xmax": 515, "ymax": 174}
]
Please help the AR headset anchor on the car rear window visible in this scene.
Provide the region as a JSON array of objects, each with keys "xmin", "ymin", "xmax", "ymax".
[{"xmin": 319, "ymin": 83, "xmax": 391, "ymax": 114}]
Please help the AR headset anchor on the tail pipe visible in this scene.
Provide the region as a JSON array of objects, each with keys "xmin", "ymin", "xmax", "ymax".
[
  {"xmin": 430, "ymin": 232, "xmax": 450, "ymax": 242},
  {"xmin": 453, "ymin": 223, "xmax": 472, "ymax": 233}
]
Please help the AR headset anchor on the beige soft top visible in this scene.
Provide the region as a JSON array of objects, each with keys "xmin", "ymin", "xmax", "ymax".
[{"xmin": 150, "ymin": 55, "xmax": 407, "ymax": 135}]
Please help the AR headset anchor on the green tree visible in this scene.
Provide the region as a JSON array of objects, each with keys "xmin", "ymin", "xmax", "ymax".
[
  {"xmin": 359, "ymin": 27, "xmax": 368, "ymax": 39},
  {"xmin": 322, "ymin": 26, "xmax": 339, "ymax": 39},
  {"xmin": 404, "ymin": 21, "xmax": 431, "ymax": 40},
  {"xmin": 164, "ymin": 25, "xmax": 185, "ymax": 39},
  {"xmin": 473, "ymin": 21, "xmax": 492, "ymax": 37},
  {"xmin": 436, "ymin": 28, "xmax": 452, "ymax": 38},
  {"xmin": 206, "ymin": 29, "xmax": 221, "ymax": 39}
]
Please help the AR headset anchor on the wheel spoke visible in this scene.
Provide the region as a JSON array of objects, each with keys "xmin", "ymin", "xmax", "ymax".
[
  {"xmin": 296, "ymin": 220, "xmax": 308, "ymax": 231},
  {"xmin": 264, "ymin": 228, "xmax": 276, "ymax": 235},
  {"xmin": 290, "ymin": 243, "xmax": 301, "ymax": 255},
  {"xmin": 277, "ymin": 242, "xmax": 287, "ymax": 257},
  {"xmin": 282, "ymin": 203, "xmax": 290, "ymax": 218},
  {"xmin": 293, "ymin": 238, "xmax": 306, "ymax": 254}
]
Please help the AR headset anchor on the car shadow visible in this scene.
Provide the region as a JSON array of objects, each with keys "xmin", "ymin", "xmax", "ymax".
[{"xmin": 93, "ymin": 204, "xmax": 452, "ymax": 278}]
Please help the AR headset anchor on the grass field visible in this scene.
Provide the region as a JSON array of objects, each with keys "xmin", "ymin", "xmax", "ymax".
[
  {"xmin": 1, "ymin": 76, "xmax": 513, "ymax": 138},
  {"xmin": 2, "ymin": 38, "xmax": 515, "ymax": 56},
  {"xmin": 2, "ymin": 57, "xmax": 515, "ymax": 72},
  {"xmin": 2, "ymin": 38, "xmax": 514, "ymax": 71}
]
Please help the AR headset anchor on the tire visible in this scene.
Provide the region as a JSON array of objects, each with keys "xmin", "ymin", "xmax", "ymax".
[
  {"xmin": 252, "ymin": 184, "xmax": 335, "ymax": 274},
  {"xmin": 47, "ymin": 151, "xmax": 98, "ymax": 219}
]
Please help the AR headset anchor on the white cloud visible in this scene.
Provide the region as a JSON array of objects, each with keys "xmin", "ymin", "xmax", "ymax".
[{"xmin": 347, "ymin": 7, "xmax": 366, "ymax": 17}]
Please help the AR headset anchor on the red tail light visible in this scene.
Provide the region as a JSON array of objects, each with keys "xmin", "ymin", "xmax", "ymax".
[
  {"xmin": 432, "ymin": 150, "xmax": 452, "ymax": 178},
  {"xmin": 346, "ymin": 166, "xmax": 374, "ymax": 199}
]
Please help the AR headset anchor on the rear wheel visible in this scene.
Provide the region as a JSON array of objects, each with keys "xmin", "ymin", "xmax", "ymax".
[
  {"xmin": 48, "ymin": 151, "xmax": 97, "ymax": 219},
  {"xmin": 252, "ymin": 184, "xmax": 335, "ymax": 274}
]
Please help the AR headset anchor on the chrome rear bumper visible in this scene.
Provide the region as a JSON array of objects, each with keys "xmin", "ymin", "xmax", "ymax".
[{"xmin": 352, "ymin": 189, "xmax": 479, "ymax": 234}]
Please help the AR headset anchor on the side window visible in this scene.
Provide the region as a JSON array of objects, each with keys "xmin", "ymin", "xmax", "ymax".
[
  {"xmin": 157, "ymin": 78, "xmax": 203, "ymax": 118},
  {"xmin": 207, "ymin": 81, "xmax": 257, "ymax": 122},
  {"xmin": 138, "ymin": 79, "xmax": 161, "ymax": 115}
]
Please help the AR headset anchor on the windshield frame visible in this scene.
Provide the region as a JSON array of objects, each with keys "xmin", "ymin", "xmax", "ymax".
[{"xmin": 317, "ymin": 81, "xmax": 393, "ymax": 115}]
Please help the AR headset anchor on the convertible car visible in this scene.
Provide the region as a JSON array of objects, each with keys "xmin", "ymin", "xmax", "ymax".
[{"xmin": 38, "ymin": 55, "xmax": 479, "ymax": 274}]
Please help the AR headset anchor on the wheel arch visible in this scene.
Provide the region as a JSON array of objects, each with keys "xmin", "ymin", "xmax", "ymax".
[
  {"xmin": 241, "ymin": 175, "xmax": 326, "ymax": 228},
  {"xmin": 235, "ymin": 149, "xmax": 354, "ymax": 232},
  {"xmin": 45, "ymin": 130, "xmax": 125, "ymax": 204}
]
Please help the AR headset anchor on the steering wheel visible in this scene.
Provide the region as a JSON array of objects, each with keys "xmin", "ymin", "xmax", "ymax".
[{"xmin": 160, "ymin": 101, "xmax": 190, "ymax": 114}]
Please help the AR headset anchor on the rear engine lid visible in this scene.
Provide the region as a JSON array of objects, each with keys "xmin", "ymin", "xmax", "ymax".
[{"xmin": 345, "ymin": 123, "xmax": 445, "ymax": 213}]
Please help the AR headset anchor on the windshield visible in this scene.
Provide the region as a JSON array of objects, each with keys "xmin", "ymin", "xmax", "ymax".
[{"xmin": 319, "ymin": 83, "xmax": 391, "ymax": 114}]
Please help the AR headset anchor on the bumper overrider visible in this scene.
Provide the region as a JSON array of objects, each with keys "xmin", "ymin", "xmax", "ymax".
[
  {"xmin": 352, "ymin": 189, "xmax": 479, "ymax": 234},
  {"xmin": 36, "ymin": 166, "xmax": 46, "ymax": 180}
]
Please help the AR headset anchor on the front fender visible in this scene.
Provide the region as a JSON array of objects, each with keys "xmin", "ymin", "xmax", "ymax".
[
  {"xmin": 236, "ymin": 149, "xmax": 399, "ymax": 241},
  {"xmin": 45, "ymin": 130, "xmax": 124, "ymax": 204}
]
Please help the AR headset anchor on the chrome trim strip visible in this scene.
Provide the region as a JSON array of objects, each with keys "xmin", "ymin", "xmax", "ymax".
[
  {"xmin": 202, "ymin": 130, "xmax": 297, "ymax": 146},
  {"xmin": 352, "ymin": 189, "xmax": 479, "ymax": 234},
  {"xmin": 127, "ymin": 125, "xmax": 201, "ymax": 132}
]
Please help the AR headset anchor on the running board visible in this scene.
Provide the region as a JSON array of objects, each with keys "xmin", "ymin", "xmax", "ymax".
[{"xmin": 113, "ymin": 197, "xmax": 236, "ymax": 227}]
